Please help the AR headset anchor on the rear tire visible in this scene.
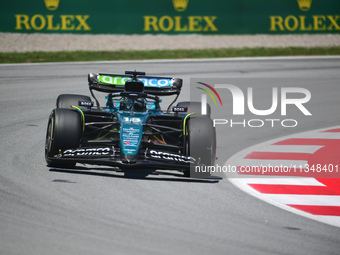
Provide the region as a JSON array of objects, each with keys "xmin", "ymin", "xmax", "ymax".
[
  {"xmin": 57, "ymin": 94, "xmax": 91, "ymax": 109},
  {"xmin": 183, "ymin": 117, "xmax": 216, "ymax": 178},
  {"xmin": 45, "ymin": 108, "xmax": 82, "ymax": 168}
]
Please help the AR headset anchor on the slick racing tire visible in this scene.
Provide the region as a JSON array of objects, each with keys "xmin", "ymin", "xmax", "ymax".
[
  {"xmin": 183, "ymin": 117, "xmax": 216, "ymax": 178},
  {"xmin": 45, "ymin": 108, "xmax": 82, "ymax": 168},
  {"xmin": 177, "ymin": 101, "xmax": 211, "ymax": 118},
  {"xmin": 57, "ymin": 94, "xmax": 91, "ymax": 109}
]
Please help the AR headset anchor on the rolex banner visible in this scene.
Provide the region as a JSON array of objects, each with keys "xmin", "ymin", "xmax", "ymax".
[{"xmin": 1, "ymin": 0, "xmax": 339, "ymax": 34}]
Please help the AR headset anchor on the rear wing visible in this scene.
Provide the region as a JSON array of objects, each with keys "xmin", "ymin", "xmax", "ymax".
[{"xmin": 88, "ymin": 73, "xmax": 182, "ymax": 96}]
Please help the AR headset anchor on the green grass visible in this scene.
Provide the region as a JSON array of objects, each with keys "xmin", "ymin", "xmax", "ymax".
[{"xmin": 0, "ymin": 47, "xmax": 339, "ymax": 63}]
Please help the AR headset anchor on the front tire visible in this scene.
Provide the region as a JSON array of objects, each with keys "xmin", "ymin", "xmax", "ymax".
[
  {"xmin": 183, "ymin": 117, "xmax": 216, "ymax": 178},
  {"xmin": 45, "ymin": 108, "xmax": 82, "ymax": 168}
]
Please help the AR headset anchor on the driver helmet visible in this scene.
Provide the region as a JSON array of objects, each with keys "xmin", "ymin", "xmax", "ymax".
[{"xmin": 133, "ymin": 98, "xmax": 146, "ymax": 112}]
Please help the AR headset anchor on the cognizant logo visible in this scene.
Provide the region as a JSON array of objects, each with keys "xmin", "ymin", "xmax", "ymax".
[{"xmin": 197, "ymin": 83, "xmax": 312, "ymax": 128}]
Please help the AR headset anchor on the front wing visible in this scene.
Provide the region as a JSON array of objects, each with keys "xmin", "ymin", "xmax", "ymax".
[{"xmin": 47, "ymin": 147, "xmax": 194, "ymax": 170}]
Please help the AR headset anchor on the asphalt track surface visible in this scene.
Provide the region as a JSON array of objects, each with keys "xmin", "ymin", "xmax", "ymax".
[{"xmin": 1, "ymin": 57, "xmax": 340, "ymax": 255}]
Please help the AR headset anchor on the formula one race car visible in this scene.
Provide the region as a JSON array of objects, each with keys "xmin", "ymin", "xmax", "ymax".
[{"xmin": 45, "ymin": 71, "xmax": 216, "ymax": 178}]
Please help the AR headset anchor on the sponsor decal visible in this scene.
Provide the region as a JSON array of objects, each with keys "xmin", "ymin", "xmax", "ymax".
[
  {"xmin": 143, "ymin": 16, "xmax": 218, "ymax": 32},
  {"xmin": 124, "ymin": 141, "xmax": 137, "ymax": 146},
  {"xmin": 148, "ymin": 150, "xmax": 194, "ymax": 163},
  {"xmin": 62, "ymin": 147, "xmax": 111, "ymax": 157},
  {"xmin": 297, "ymin": 0, "xmax": 313, "ymax": 12},
  {"xmin": 269, "ymin": 0, "xmax": 340, "ymax": 32},
  {"xmin": 44, "ymin": 0, "xmax": 60, "ymax": 11},
  {"xmin": 143, "ymin": 0, "xmax": 218, "ymax": 32},
  {"xmin": 146, "ymin": 104, "xmax": 156, "ymax": 110},
  {"xmin": 15, "ymin": 0, "xmax": 91, "ymax": 31},
  {"xmin": 79, "ymin": 100, "xmax": 93, "ymax": 107},
  {"xmin": 122, "ymin": 117, "xmax": 142, "ymax": 123},
  {"xmin": 121, "ymin": 125, "xmax": 142, "ymax": 155},
  {"xmin": 172, "ymin": 0, "xmax": 189, "ymax": 12},
  {"xmin": 99, "ymin": 75, "xmax": 172, "ymax": 88},
  {"xmin": 172, "ymin": 106, "xmax": 188, "ymax": 112}
]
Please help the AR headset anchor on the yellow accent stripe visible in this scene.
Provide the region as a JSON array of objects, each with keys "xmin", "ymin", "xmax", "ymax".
[
  {"xmin": 71, "ymin": 105, "xmax": 85, "ymax": 131},
  {"xmin": 183, "ymin": 112, "xmax": 195, "ymax": 135}
]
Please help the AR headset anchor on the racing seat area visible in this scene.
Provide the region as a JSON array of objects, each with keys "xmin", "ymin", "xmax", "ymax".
[{"xmin": 119, "ymin": 98, "xmax": 147, "ymax": 112}]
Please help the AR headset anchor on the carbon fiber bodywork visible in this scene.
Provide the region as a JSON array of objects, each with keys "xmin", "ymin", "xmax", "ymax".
[{"xmin": 46, "ymin": 71, "xmax": 195, "ymax": 171}]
